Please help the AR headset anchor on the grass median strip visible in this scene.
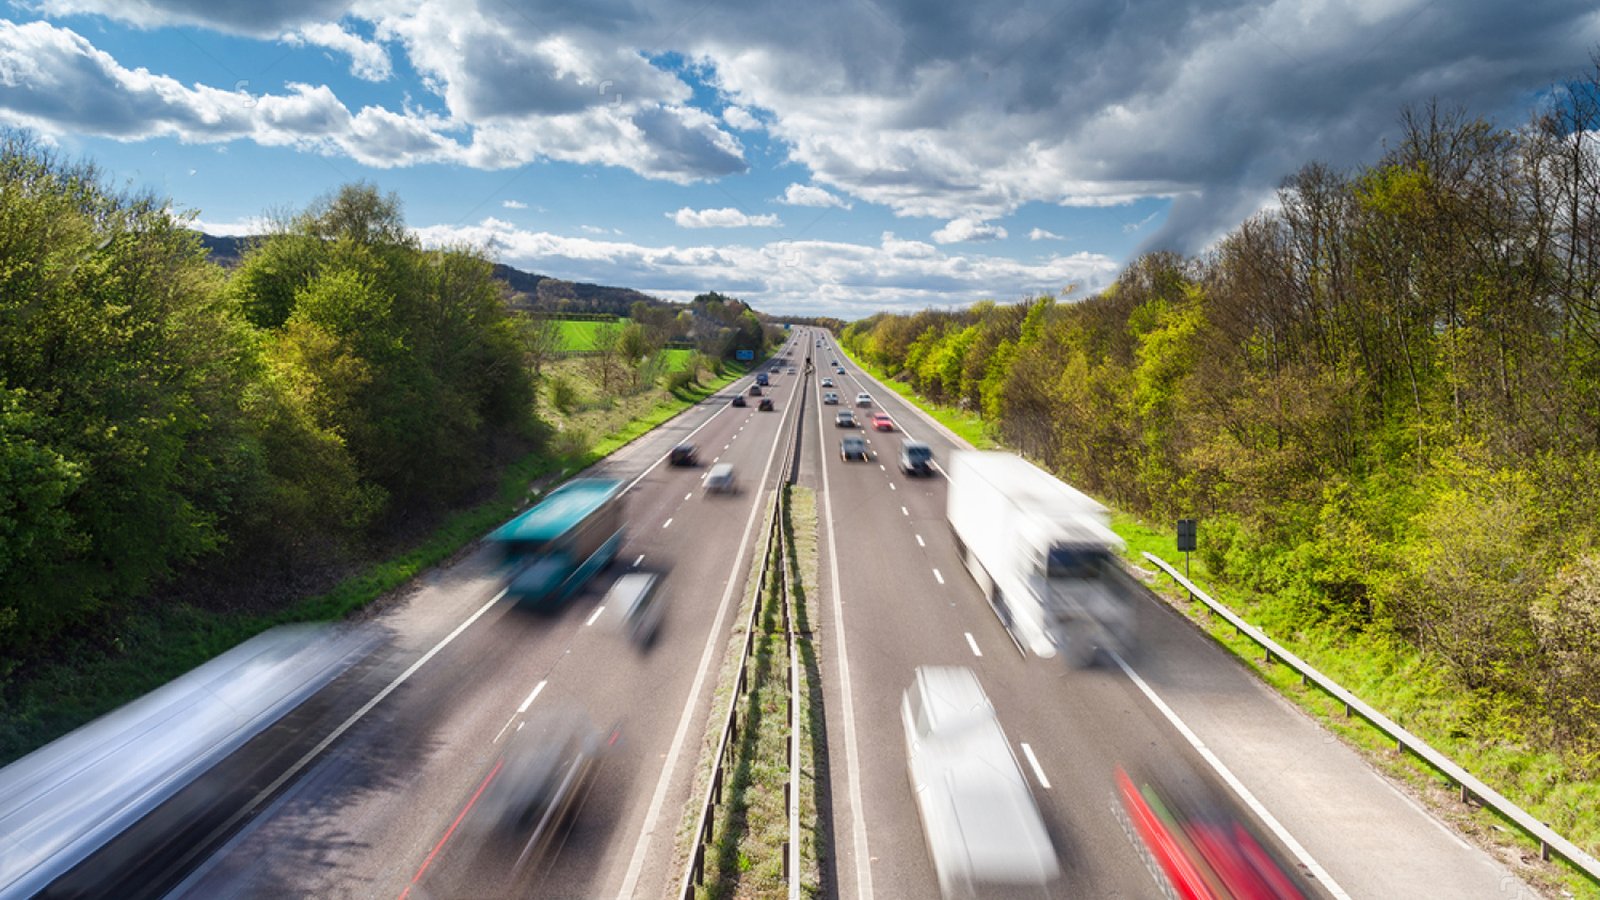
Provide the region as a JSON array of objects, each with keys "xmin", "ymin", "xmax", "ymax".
[{"xmin": 678, "ymin": 483, "xmax": 821, "ymax": 899}]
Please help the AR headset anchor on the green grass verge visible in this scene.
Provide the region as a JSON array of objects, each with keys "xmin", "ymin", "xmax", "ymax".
[
  {"xmin": 787, "ymin": 487, "xmax": 825, "ymax": 898},
  {"xmin": 837, "ymin": 349, "xmax": 998, "ymax": 449},
  {"xmin": 0, "ymin": 359, "xmax": 745, "ymax": 766}
]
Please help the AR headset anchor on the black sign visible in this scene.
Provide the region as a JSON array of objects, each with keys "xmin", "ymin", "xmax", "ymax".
[{"xmin": 1177, "ymin": 518, "xmax": 1197, "ymax": 553}]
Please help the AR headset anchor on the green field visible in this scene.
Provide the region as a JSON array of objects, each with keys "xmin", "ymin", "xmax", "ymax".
[{"xmin": 554, "ymin": 317, "xmax": 625, "ymax": 350}]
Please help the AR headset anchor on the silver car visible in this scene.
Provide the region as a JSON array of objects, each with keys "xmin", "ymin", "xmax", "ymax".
[
  {"xmin": 704, "ymin": 462, "xmax": 736, "ymax": 494},
  {"xmin": 902, "ymin": 666, "xmax": 1058, "ymax": 897}
]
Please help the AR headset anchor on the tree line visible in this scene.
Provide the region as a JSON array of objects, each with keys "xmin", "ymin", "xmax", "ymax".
[
  {"xmin": 0, "ymin": 135, "xmax": 540, "ymax": 672},
  {"xmin": 843, "ymin": 74, "xmax": 1600, "ymax": 767}
]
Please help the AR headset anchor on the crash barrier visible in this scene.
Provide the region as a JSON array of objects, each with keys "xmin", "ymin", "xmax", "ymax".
[
  {"xmin": 1144, "ymin": 552, "xmax": 1600, "ymax": 885},
  {"xmin": 680, "ymin": 383, "xmax": 806, "ymax": 900}
]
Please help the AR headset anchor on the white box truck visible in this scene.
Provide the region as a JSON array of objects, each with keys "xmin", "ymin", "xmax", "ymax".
[{"xmin": 946, "ymin": 451, "xmax": 1136, "ymax": 666}]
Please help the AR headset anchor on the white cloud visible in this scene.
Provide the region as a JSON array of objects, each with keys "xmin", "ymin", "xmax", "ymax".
[
  {"xmin": 932, "ymin": 216, "xmax": 1007, "ymax": 244},
  {"xmin": 1028, "ymin": 227, "xmax": 1065, "ymax": 241},
  {"xmin": 670, "ymin": 207, "xmax": 782, "ymax": 228},
  {"xmin": 31, "ymin": 0, "xmax": 349, "ymax": 36},
  {"xmin": 192, "ymin": 216, "xmax": 272, "ymax": 236},
  {"xmin": 282, "ymin": 22, "xmax": 391, "ymax": 81},
  {"xmin": 410, "ymin": 217, "xmax": 1119, "ymax": 318},
  {"xmin": 722, "ymin": 105, "xmax": 760, "ymax": 131},
  {"xmin": 1123, "ymin": 211, "xmax": 1159, "ymax": 234},
  {"xmin": 777, "ymin": 183, "xmax": 850, "ymax": 209},
  {"xmin": 502, "ymin": 199, "xmax": 528, "ymax": 209}
]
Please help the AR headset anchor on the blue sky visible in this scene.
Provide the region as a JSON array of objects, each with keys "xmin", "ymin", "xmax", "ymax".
[{"xmin": 3, "ymin": 1, "xmax": 1597, "ymax": 318}]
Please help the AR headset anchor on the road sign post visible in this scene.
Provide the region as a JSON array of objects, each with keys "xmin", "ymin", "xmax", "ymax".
[{"xmin": 1176, "ymin": 518, "xmax": 1197, "ymax": 578}]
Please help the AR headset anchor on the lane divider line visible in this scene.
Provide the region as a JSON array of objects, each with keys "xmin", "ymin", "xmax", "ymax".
[
  {"xmin": 1020, "ymin": 743, "xmax": 1051, "ymax": 790},
  {"xmin": 932, "ymin": 568, "xmax": 944, "ymax": 585},
  {"xmin": 965, "ymin": 632, "xmax": 983, "ymax": 657},
  {"xmin": 585, "ymin": 606, "xmax": 606, "ymax": 627}
]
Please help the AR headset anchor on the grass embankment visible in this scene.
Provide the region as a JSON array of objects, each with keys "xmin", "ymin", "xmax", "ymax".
[
  {"xmin": 684, "ymin": 485, "xmax": 822, "ymax": 899},
  {"xmin": 840, "ymin": 352, "xmax": 1597, "ymax": 898},
  {"xmin": 0, "ymin": 357, "xmax": 744, "ymax": 766},
  {"xmin": 552, "ymin": 317, "xmax": 624, "ymax": 350}
]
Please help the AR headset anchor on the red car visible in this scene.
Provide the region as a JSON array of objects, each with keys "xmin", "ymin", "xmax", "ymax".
[{"xmin": 872, "ymin": 413, "xmax": 894, "ymax": 431}]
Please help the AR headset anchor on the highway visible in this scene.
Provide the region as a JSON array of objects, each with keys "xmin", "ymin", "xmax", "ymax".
[{"xmin": 12, "ymin": 329, "xmax": 1539, "ymax": 899}]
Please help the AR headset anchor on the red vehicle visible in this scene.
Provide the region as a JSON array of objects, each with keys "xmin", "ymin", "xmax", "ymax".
[
  {"xmin": 872, "ymin": 413, "xmax": 894, "ymax": 431},
  {"xmin": 1115, "ymin": 767, "xmax": 1307, "ymax": 900}
]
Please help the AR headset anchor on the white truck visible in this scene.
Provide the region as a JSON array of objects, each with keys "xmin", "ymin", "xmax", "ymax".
[{"xmin": 947, "ymin": 451, "xmax": 1136, "ymax": 666}]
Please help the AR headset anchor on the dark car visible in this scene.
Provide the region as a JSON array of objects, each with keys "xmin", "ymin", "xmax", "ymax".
[
  {"xmin": 835, "ymin": 410, "xmax": 856, "ymax": 428},
  {"xmin": 900, "ymin": 441, "xmax": 933, "ymax": 476},
  {"xmin": 840, "ymin": 435, "xmax": 868, "ymax": 460},
  {"xmin": 669, "ymin": 443, "xmax": 697, "ymax": 466},
  {"xmin": 731, "ymin": 394, "xmax": 747, "ymax": 407},
  {"xmin": 749, "ymin": 384, "xmax": 763, "ymax": 396},
  {"xmin": 758, "ymin": 397, "xmax": 775, "ymax": 411}
]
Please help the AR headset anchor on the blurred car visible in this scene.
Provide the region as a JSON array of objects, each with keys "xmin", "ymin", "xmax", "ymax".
[
  {"xmin": 823, "ymin": 391, "xmax": 840, "ymax": 405},
  {"xmin": 758, "ymin": 397, "xmax": 775, "ymax": 411},
  {"xmin": 787, "ymin": 367, "xmax": 797, "ymax": 374},
  {"xmin": 900, "ymin": 441, "xmax": 933, "ymax": 476},
  {"xmin": 730, "ymin": 394, "xmax": 746, "ymax": 407},
  {"xmin": 705, "ymin": 462, "xmax": 736, "ymax": 493},
  {"xmin": 840, "ymin": 435, "xmax": 869, "ymax": 460},
  {"xmin": 902, "ymin": 667, "xmax": 1058, "ymax": 897},
  {"xmin": 669, "ymin": 443, "xmax": 697, "ymax": 466},
  {"xmin": 821, "ymin": 377, "xmax": 834, "ymax": 388},
  {"xmin": 856, "ymin": 392, "xmax": 873, "ymax": 407},
  {"xmin": 474, "ymin": 707, "xmax": 608, "ymax": 874},
  {"xmin": 1116, "ymin": 766, "xmax": 1308, "ymax": 900},
  {"xmin": 836, "ymin": 366, "xmax": 845, "ymax": 375},
  {"xmin": 835, "ymin": 410, "xmax": 856, "ymax": 427},
  {"xmin": 607, "ymin": 571, "xmax": 663, "ymax": 646},
  {"xmin": 872, "ymin": 413, "xmax": 894, "ymax": 431},
  {"xmin": 749, "ymin": 384, "xmax": 763, "ymax": 396}
]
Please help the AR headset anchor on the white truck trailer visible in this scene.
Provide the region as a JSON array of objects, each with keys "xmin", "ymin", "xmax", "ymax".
[{"xmin": 946, "ymin": 451, "xmax": 1136, "ymax": 666}]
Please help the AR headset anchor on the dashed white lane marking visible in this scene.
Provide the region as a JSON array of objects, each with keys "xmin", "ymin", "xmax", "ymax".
[
  {"xmin": 932, "ymin": 568, "xmax": 944, "ymax": 584},
  {"xmin": 712, "ymin": 457, "xmax": 719, "ymax": 463},
  {"xmin": 685, "ymin": 492, "xmax": 692, "ymax": 500},
  {"xmin": 495, "ymin": 676, "xmax": 549, "ymax": 743},
  {"xmin": 965, "ymin": 632, "xmax": 983, "ymax": 657},
  {"xmin": 889, "ymin": 482, "xmax": 896, "ymax": 491},
  {"xmin": 633, "ymin": 554, "xmax": 645, "ymax": 567},
  {"xmin": 1109, "ymin": 651, "xmax": 1352, "ymax": 900},
  {"xmin": 915, "ymin": 534, "xmax": 925, "ymax": 547},
  {"xmin": 879, "ymin": 464, "xmax": 885, "ymax": 471},
  {"xmin": 901, "ymin": 506, "xmax": 909, "ymax": 516},
  {"xmin": 517, "ymin": 680, "xmax": 547, "ymax": 713},
  {"xmin": 585, "ymin": 606, "xmax": 606, "ymax": 627},
  {"xmin": 662, "ymin": 518, "xmax": 673, "ymax": 528},
  {"xmin": 1020, "ymin": 743, "xmax": 1051, "ymax": 789}
]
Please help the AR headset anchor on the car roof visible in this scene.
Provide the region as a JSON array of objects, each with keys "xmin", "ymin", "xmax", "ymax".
[
  {"xmin": 913, "ymin": 666, "xmax": 994, "ymax": 733},
  {"xmin": 709, "ymin": 462, "xmax": 734, "ymax": 476}
]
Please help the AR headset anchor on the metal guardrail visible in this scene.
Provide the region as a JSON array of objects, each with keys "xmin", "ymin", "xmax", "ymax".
[
  {"xmin": 1143, "ymin": 551, "xmax": 1600, "ymax": 884},
  {"xmin": 679, "ymin": 374, "xmax": 806, "ymax": 900}
]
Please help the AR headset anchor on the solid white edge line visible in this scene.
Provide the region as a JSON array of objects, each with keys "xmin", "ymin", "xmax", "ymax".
[
  {"xmin": 964, "ymin": 632, "xmax": 982, "ymax": 657},
  {"xmin": 819, "ymin": 371, "xmax": 876, "ymax": 900},
  {"xmin": 618, "ymin": 383, "xmax": 792, "ymax": 899},
  {"xmin": 1019, "ymin": 742, "xmax": 1052, "ymax": 790},
  {"xmin": 584, "ymin": 606, "xmax": 606, "ymax": 627},
  {"xmin": 1108, "ymin": 650, "xmax": 1352, "ymax": 900}
]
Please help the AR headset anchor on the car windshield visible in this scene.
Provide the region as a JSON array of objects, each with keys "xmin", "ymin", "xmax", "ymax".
[{"xmin": 906, "ymin": 445, "xmax": 931, "ymax": 461}]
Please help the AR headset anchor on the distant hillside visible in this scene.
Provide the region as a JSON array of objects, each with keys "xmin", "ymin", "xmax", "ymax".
[{"xmin": 196, "ymin": 232, "xmax": 665, "ymax": 317}]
